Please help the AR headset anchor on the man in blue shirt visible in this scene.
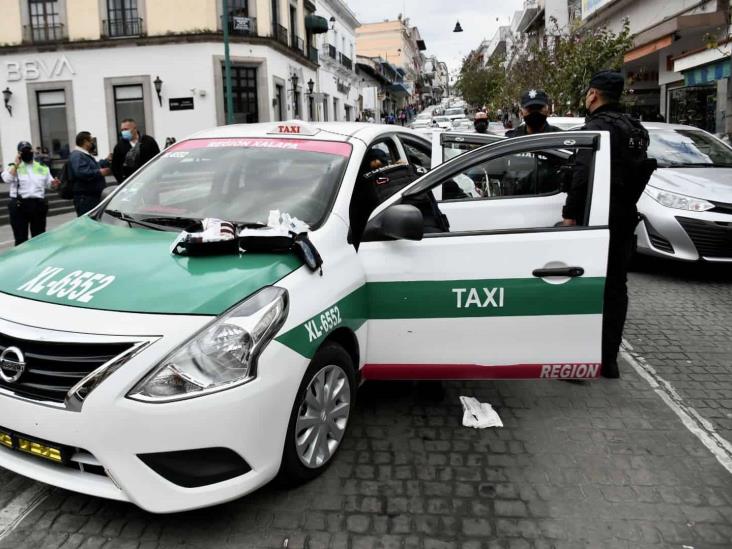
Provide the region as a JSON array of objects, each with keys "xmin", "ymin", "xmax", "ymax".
[{"xmin": 68, "ymin": 131, "xmax": 111, "ymax": 216}]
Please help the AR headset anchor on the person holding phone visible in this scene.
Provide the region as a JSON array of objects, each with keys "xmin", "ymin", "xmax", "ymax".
[
  {"xmin": 68, "ymin": 131, "xmax": 111, "ymax": 216},
  {"xmin": 1, "ymin": 141, "xmax": 60, "ymax": 246}
]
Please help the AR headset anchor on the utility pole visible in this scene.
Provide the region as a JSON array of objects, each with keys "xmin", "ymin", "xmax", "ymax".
[{"xmin": 223, "ymin": 0, "xmax": 234, "ymax": 124}]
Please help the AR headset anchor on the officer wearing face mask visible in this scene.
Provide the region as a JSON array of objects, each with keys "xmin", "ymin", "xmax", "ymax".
[
  {"xmin": 110, "ymin": 118, "xmax": 160, "ymax": 183},
  {"xmin": 473, "ymin": 111, "xmax": 489, "ymax": 134},
  {"xmin": 505, "ymin": 89, "xmax": 560, "ymax": 138},
  {"xmin": 1, "ymin": 141, "xmax": 60, "ymax": 246}
]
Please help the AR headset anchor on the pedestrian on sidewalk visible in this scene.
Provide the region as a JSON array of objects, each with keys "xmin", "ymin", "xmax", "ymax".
[
  {"xmin": 1, "ymin": 141, "xmax": 60, "ymax": 246},
  {"xmin": 111, "ymin": 118, "xmax": 160, "ymax": 183},
  {"xmin": 68, "ymin": 131, "xmax": 111, "ymax": 216},
  {"xmin": 561, "ymin": 70, "xmax": 656, "ymax": 378}
]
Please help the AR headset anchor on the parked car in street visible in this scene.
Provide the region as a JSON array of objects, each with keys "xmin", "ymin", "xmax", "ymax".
[
  {"xmin": 635, "ymin": 123, "xmax": 732, "ymax": 262},
  {"xmin": 548, "ymin": 116, "xmax": 585, "ymax": 131},
  {"xmin": 0, "ymin": 121, "xmax": 613, "ymax": 512}
]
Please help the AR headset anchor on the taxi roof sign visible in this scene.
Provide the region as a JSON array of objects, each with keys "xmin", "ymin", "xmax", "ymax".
[{"xmin": 267, "ymin": 121, "xmax": 320, "ymax": 137}]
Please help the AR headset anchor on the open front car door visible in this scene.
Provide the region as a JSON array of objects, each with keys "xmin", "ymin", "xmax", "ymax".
[{"xmin": 358, "ymin": 131, "xmax": 611, "ymax": 381}]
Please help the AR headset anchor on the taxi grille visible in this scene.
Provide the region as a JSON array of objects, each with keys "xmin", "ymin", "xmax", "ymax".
[
  {"xmin": 0, "ymin": 333, "xmax": 133, "ymax": 404},
  {"xmin": 676, "ymin": 216, "xmax": 732, "ymax": 259}
]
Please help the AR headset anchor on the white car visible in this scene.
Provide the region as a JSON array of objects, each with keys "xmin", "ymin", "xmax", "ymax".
[
  {"xmin": 0, "ymin": 121, "xmax": 613, "ymax": 512},
  {"xmin": 635, "ymin": 123, "xmax": 732, "ymax": 261},
  {"xmin": 444, "ymin": 107, "xmax": 467, "ymax": 122},
  {"xmin": 432, "ymin": 115, "xmax": 453, "ymax": 129}
]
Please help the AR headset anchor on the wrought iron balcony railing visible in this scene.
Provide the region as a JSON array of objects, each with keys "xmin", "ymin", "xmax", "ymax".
[
  {"xmin": 23, "ymin": 23, "xmax": 65, "ymax": 44},
  {"xmin": 274, "ymin": 24, "xmax": 289, "ymax": 46},
  {"xmin": 339, "ymin": 52, "xmax": 352, "ymax": 71},
  {"xmin": 102, "ymin": 17, "xmax": 143, "ymax": 38}
]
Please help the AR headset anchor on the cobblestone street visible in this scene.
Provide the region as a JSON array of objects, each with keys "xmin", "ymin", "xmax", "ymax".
[{"xmin": 0, "ymin": 252, "xmax": 731, "ymax": 548}]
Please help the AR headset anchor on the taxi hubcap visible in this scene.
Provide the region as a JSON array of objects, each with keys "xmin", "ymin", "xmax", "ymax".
[{"xmin": 295, "ymin": 364, "xmax": 351, "ymax": 469}]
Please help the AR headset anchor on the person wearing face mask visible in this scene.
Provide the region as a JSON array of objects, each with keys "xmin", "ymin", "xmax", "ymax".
[
  {"xmin": 561, "ymin": 70, "xmax": 656, "ymax": 379},
  {"xmin": 1, "ymin": 141, "xmax": 60, "ymax": 246},
  {"xmin": 110, "ymin": 118, "xmax": 160, "ymax": 183},
  {"xmin": 505, "ymin": 89, "xmax": 560, "ymax": 138},
  {"xmin": 473, "ymin": 111, "xmax": 489, "ymax": 134},
  {"xmin": 68, "ymin": 131, "xmax": 113, "ymax": 216}
]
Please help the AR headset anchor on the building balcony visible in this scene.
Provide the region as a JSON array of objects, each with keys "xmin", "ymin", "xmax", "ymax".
[
  {"xmin": 23, "ymin": 23, "xmax": 65, "ymax": 44},
  {"xmin": 102, "ymin": 17, "xmax": 144, "ymax": 38},
  {"xmin": 292, "ymin": 36, "xmax": 305, "ymax": 54},
  {"xmin": 339, "ymin": 52, "xmax": 352, "ymax": 71},
  {"xmin": 274, "ymin": 24, "xmax": 289, "ymax": 46},
  {"xmin": 227, "ymin": 15, "xmax": 258, "ymax": 36}
]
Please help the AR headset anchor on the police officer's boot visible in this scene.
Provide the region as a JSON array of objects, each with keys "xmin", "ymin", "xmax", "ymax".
[{"xmin": 602, "ymin": 358, "xmax": 620, "ymax": 379}]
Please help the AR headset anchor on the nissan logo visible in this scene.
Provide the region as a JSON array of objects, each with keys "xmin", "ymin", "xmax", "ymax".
[{"xmin": 0, "ymin": 347, "xmax": 26, "ymax": 384}]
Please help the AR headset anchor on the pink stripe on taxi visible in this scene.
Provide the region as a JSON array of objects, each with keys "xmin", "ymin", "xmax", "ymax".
[{"xmin": 168, "ymin": 138, "xmax": 352, "ymax": 157}]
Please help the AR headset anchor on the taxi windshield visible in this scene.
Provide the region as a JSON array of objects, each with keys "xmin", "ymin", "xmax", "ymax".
[
  {"xmin": 648, "ymin": 129, "xmax": 732, "ymax": 168},
  {"xmin": 103, "ymin": 138, "xmax": 351, "ymax": 229}
]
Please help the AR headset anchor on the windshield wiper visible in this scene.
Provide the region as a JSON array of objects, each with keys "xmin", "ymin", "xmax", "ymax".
[
  {"xmin": 103, "ymin": 209, "xmax": 168, "ymax": 231},
  {"xmin": 137, "ymin": 216, "xmax": 202, "ymax": 230}
]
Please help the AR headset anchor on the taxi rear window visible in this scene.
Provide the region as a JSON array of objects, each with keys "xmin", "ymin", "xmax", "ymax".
[{"xmin": 106, "ymin": 138, "xmax": 352, "ymax": 229}]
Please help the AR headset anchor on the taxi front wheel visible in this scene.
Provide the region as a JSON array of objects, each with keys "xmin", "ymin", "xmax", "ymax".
[{"xmin": 280, "ymin": 342, "xmax": 356, "ymax": 483}]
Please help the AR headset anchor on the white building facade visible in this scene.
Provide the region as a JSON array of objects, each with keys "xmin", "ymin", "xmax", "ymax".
[
  {"xmin": 0, "ymin": 0, "xmax": 320, "ymax": 169},
  {"xmin": 312, "ymin": 0, "xmax": 360, "ymax": 122}
]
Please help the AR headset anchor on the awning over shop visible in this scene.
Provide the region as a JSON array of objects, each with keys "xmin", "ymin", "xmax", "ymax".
[
  {"xmin": 305, "ymin": 15, "xmax": 329, "ymax": 34},
  {"xmin": 388, "ymin": 84, "xmax": 409, "ymax": 95},
  {"xmin": 683, "ymin": 59, "xmax": 731, "ymax": 86},
  {"xmin": 624, "ymin": 34, "xmax": 673, "ymax": 63}
]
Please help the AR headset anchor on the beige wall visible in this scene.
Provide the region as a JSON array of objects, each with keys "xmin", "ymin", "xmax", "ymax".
[
  {"xmin": 357, "ymin": 22, "xmax": 406, "ymax": 64},
  {"xmin": 256, "ymin": 0, "xmax": 271, "ymax": 36},
  {"xmin": 145, "ymin": 0, "xmax": 219, "ymax": 35},
  {"xmin": 0, "ymin": 1, "xmax": 23, "ymax": 46},
  {"xmin": 68, "ymin": 0, "xmax": 101, "ymax": 41}
]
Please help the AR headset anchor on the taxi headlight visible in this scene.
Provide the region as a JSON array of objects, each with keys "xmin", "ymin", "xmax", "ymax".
[
  {"xmin": 128, "ymin": 287, "xmax": 288, "ymax": 402},
  {"xmin": 645, "ymin": 187, "xmax": 714, "ymax": 212}
]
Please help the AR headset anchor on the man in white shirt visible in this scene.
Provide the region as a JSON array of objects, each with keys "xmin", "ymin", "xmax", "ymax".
[{"xmin": 1, "ymin": 141, "xmax": 60, "ymax": 246}]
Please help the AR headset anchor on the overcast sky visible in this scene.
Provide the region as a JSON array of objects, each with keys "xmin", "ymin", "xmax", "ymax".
[{"xmin": 348, "ymin": 0, "xmax": 525, "ymax": 76}]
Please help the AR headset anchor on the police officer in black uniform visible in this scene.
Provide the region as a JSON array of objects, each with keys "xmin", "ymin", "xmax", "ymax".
[
  {"xmin": 506, "ymin": 89, "xmax": 561, "ymax": 137},
  {"xmin": 562, "ymin": 70, "xmax": 656, "ymax": 379}
]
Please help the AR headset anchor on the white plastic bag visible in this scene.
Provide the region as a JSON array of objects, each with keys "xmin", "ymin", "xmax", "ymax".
[{"xmin": 459, "ymin": 396, "xmax": 503, "ymax": 429}]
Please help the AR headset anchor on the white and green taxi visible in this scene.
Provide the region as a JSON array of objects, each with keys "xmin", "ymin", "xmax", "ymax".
[{"xmin": 0, "ymin": 122, "xmax": 611, "ymax": 512}]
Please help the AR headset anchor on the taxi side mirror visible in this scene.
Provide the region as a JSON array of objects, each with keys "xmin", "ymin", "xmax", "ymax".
[{"xmin": 363, "ymin": 204, "xmax": 424, "ymax": 242}]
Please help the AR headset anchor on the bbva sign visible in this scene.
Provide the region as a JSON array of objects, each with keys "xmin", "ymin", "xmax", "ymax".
[{"xmin": 6, "ymin": 56, "xmax": 76, "ymax": 82}]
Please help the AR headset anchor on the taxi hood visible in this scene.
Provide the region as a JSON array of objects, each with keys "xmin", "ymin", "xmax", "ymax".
[{"xmin": 0, "ymin": 217, "xmax": 302, "ymax": 315}]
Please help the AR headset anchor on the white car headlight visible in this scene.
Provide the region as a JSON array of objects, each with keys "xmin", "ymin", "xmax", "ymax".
[
  {"xmin": 645, "ymin": 187, "xmax": 714, "ymax": 212},
  {"xmin": 128, "ymin": 287, "xmax": 288, "ymax": 402}
]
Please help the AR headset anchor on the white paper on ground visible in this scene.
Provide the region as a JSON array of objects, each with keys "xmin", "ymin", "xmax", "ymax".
[{"xmin": 459, "ymin": 396, "xmax": 503, "ymax": 429}]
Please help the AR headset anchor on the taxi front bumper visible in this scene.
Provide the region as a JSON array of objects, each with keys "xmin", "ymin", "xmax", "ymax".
[
  {"xmin": 0, "ymin": 340, "xmax": 308, "ymax": 513},
  {"xmin": 0, "ymin": 296, "xmax": 309, "ymax": 513}
]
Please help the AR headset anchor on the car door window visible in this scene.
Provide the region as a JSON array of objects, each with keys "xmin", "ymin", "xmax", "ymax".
[
  {"xmin": 442, "ymin": 151, "xmax": 569, "ymax": 201},
  {"xmin": 399, "ymin": 136, "xmax": 432, "ymax": 172}
]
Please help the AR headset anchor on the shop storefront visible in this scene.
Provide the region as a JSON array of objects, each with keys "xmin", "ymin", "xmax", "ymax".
[{"xmin": 672, "ymin": 42, "xmax": 731, "ymax": 136}]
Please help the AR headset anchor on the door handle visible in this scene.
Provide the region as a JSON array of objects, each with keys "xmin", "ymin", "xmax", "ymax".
[{"xmin": 532, "ymin": 266, "xmax": 585, "ymax": 278}]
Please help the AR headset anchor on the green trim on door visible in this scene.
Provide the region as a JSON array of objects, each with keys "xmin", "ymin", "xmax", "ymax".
[{"xmin": 276, "ymin": 277, "xmax": 605, "ymax": 358}]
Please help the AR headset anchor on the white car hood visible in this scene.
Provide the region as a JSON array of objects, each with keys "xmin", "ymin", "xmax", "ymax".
[{"xmin": 649, "ymin": 167, "xmax": 732, "ymax": 204}]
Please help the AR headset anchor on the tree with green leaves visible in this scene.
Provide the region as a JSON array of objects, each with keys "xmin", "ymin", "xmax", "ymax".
[{"xmin": 456, "ymin": 19, "xmax": 633, "ymax": 116}]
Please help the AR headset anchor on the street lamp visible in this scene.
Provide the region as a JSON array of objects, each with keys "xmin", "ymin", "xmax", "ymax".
[
  {"xmin": 307, "ymin": 78, "xmax": 315, "ymax": 95},
  {"xmin": 153, "ymin": 76, "xmax": 163, "ymax": 107},
  {"xmin": 329, "ymin": 16, "xmax": 336, "ymax": 30},
  {"xmin": 2, "ymin": 87, "xmax": 12, "ymax": 116}
]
